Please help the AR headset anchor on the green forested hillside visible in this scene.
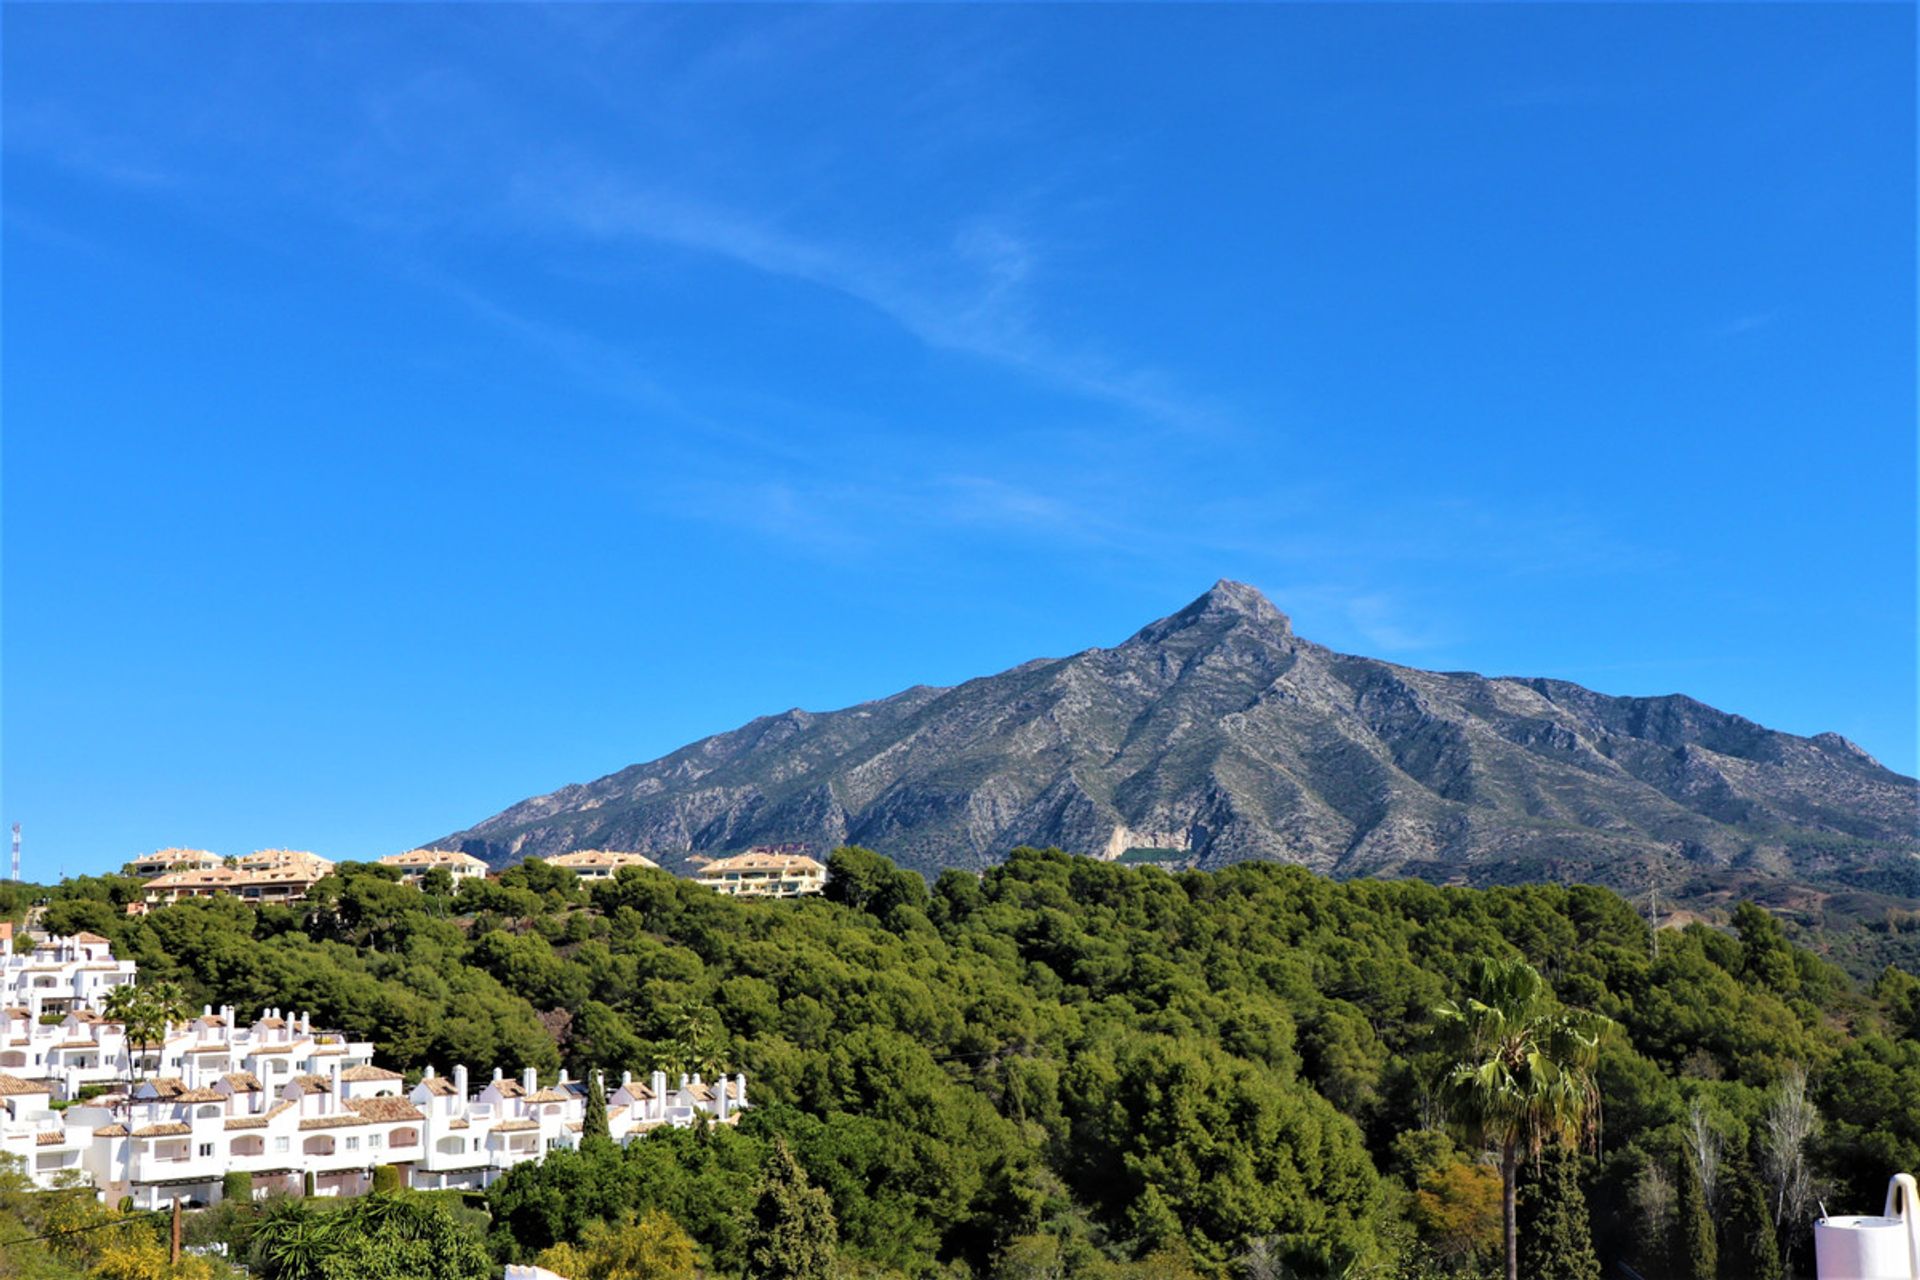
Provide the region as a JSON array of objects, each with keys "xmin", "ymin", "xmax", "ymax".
[{"xmin": 12, "ymin": 848, "xmax": 1920, "ymax": 1279}]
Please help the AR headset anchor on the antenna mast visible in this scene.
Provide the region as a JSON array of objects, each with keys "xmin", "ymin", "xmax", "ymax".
[
  {"xmin": 1648, "ymin": 883, "xmax": 1661, "ymax": 960},
  {"xmin": 9, "ymin": 824, "xmax": 19, "ymax": 883}
]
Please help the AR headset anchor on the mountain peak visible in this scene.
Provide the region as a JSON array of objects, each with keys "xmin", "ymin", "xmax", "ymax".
[
  {"xmin": 1199, "ymin": 578, "xmax": 1286, "ymax": 621},
  {"xmin": 1126, "ymin": 579, "xmax": 1292, "ymax": 646}
]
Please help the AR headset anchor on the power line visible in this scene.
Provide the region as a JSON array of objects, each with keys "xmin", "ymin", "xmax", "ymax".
[{"xmin": 0, "ymin": 1208, "xmax": 172, "ymax": 1247}]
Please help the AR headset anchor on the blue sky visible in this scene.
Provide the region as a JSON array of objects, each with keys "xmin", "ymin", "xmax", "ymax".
[{"xmin": 3, "ymin": 4, "xmax": 1913, "ymax": 877}]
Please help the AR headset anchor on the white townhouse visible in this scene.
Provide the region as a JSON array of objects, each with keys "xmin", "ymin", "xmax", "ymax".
[
  {"xmin": 0, "ymin": 928, "xmax": 138, "ymax": 1021},
  {"xmin": 1, "ymin": 1003, "xmax": 377, "ymax": 1102},
  {"xmin": 59, "ymin": 1061, "xmax": 745, "ymax": 1207},
  {"xmin": 0, "ymin": 1072, "xmax": 93, "ymax": 1189},
  {"xmin": 377, "ymin": 849, "xmax": 491, "ymax": 886},
  {"xmin": 0, "ymin": 924, "xmax": 754, "ymax": 1207}
]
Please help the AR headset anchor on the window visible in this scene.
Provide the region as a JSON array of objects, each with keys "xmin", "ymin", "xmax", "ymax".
[
  {"xmin": 345, "ymin": 1136, "xmax": 360, "ymax": 1151},
  {"xmin": 198, "ymin": 1144, "xmax": 213, "ymax": 1158},
  {"xmin": 273, "ymin": 1137, "xmax": 289, "ymax": 1153},
  {"xmin": 368, "ymin": 1133, "xmax": 381, "ymax": 1149}
]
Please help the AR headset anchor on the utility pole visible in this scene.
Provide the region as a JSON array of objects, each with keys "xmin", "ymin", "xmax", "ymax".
[{"xmin": 170, "ymin": 1196, "xmax": 182, "ymax": 1265}]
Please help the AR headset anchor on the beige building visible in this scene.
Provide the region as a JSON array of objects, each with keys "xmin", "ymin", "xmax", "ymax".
[
  {"xmin": 541, "ymin": 850, "xmax": 660, "ymax": 881},
  {"xmin": 123, "ymin": 848, "xmax": 225, "ymax": 879},
  {"xmin": 141, "ymin": 850, "xmax": 335, "ymax": 909},
  {"xmin": 693, "ymin": 850, "xmax": 828, "ymax": 898},
  {"xmin": 377, "ymin": 849, "xmax": 490, "ymax": 886}
]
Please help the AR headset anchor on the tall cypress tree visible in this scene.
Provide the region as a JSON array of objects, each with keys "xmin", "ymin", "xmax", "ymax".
[
  {"xmin": 1670, "ymin": 1151, "xmax": 1717, "ymax": 1280},
  {"xmin": 1517, "ymin": 1147, "xmax": 1601, "ymax": 1280},
  {"xmin": 1722, "ymin": 1164, "xmax": 1783, "ymax": 1280},
  {"xmin": 746, "ymin": 1137, "xmax": 838, "ymax": 1280},
  {"xmin": 583, "ymin": 1071, "xmax": 610, "ymax": 1145}
]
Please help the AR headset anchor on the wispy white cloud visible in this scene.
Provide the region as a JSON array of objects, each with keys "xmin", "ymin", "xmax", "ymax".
[
  {"xmin": 1710, "ymin": 310, "xmax": 1778, "ymax": 339},
  {"xmin": 501, "ymin": 170, "xmax": 1220, "ymax": 433}
]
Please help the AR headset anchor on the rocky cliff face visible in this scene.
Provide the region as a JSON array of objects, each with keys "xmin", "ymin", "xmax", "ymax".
[{"xmin": 434, "ymin": 581, "xmax": 1918, "ymax": 897}]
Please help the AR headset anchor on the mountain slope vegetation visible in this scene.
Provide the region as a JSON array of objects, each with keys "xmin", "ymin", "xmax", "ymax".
[{"xmin": 18, "ymin": 851, "xmax": 1920, "ymax": 1277}]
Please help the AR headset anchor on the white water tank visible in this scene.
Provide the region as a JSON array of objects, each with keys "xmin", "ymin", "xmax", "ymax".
[{"xmin": 1817, "ymin": 1174, "xmax": 1920, "ymax": 1280}]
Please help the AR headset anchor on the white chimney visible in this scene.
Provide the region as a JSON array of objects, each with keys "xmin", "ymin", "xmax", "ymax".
[
  {"xmin": 651, "ymin": 1070, "xmax": 667, "ymax": 1120},
  {"xmin": 453, "ymin": 1065, "xmax": 469, "ymax": 1104},
  {"xmin": 492, "ymin": 1067, "xmax": 504, "ymax": 1083},
  {"xmin": 521, "ymin": 1066, "xmax": 537, "ymax": 1095},
  {"xmin": 557, "ymin": 1068, "xmax": 569, "ymax": 1085}
]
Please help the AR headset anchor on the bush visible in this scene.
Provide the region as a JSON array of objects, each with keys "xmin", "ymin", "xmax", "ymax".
[
  {"xmin": 222, "ymin": 1170, "xmax": 252, "ymax": 1204},
  {"xmin": 372, "ymin": 1164, "xmax": 403, "ymax": 1195}
]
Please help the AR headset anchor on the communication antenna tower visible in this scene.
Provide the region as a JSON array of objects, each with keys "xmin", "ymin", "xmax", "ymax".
[
  {"xmin": 9, "ymin": 824, "xmax": 19, "ymax": 883},
  {"xmin": 1647, "ymin": 883, "xmax": 1661, "ymax": 960}
]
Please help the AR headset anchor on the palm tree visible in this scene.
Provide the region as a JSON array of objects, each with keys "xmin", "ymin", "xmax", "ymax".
[
  {"xmin": 99, "ymin": 984, "xmax": 146, "ymax": 1102},
  {"xmin": 104, "ymin": 982, "xmax": 193, "ymax": 1091},
  {"xmin": 1434, "ymin": 957, "xmax": 1610, "ymax": 1280}
]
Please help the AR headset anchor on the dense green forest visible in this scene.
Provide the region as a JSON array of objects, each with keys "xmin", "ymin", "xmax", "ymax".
[{"xmin": 5, "ymin": 848, "xmax": 1919, "ymax": 1279}]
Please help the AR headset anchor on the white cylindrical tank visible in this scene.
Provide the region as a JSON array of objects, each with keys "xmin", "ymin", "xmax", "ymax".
[{"xmin": 1816, "ymin": 1173, "xmax": 1920, "ymax": 1280}]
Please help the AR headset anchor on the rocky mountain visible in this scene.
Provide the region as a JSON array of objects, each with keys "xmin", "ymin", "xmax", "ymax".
[{"xmin": 435, "ymin": 581, "xmax": 1918, "ymax": 903}]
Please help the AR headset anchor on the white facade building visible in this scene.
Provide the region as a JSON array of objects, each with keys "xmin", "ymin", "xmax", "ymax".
[
  {"xmin": 1, "ymin": 928, "xmax": 138, "ymax": 1020},
  {"xmin": 0, "ymin": 932, "xmax": 748, "ymax": 1206}
]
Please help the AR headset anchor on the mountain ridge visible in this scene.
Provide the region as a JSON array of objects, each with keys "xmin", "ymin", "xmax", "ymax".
[{"xmin": 434, "ymin": 581, "xmax": 1917, "ymax": 903}]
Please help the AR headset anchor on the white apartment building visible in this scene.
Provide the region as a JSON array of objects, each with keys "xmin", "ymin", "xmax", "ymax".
[
  {"xmin": 377, "ymin": 849, "xmax": 491, "ymax": 886},
  {"xmin": 0, "ymin": 928, "xmax": 138, "ymax": 1020},
  {"xmin": 541, "ymin": 851, "xmax": 660, "ymax": 881},
  {"xmin": 693, "ymin": 850, "xmax": 828, "ymax": 898}
]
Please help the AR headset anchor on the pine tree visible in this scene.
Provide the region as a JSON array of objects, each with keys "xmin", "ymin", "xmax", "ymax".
[
  {"xmin": 583, "ymin": 1071, "xmax": 610, "ymax": 1144},
  {"xmin": 746, "ymin": 1137, "xmax": 838, "ymax": 1280},
  {"xmin": 1517, "ymin": 1147, "xmax": 1600, "ymax": 1280},
  {"xmin": 1721, "ymin": 1165, "xmax": 1783, "ymax": 1280},
  {"xmin": 1670, "ymin": 1151, "xmax": 1717, "ymax": 1280}
]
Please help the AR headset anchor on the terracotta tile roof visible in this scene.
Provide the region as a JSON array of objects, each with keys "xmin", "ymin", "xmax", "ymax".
[
  {"xmin": 0, "ymin": 1073, "xmax": 54, "ymax": 1096},
  {"xmin": 415, "ymin": 1077, "xmax": 457, "ymax": 1097},
  {"xmin": 175, "ymin": 1088, "xmax": 225, "ymax": 1103},
  {"xmin": 338, "ymin": 1065, "xmax": 403, "ymax": 1082},
  {"xmin": 222, "ymin": 1073, "xmax": 263, "ymax": 1093},
  {"xmin": 92, "ymin": 1123, "xmax": 129, "ymax": 1138},
  {"xmin": 36, "ymin": 1130, "xmax": 66, "ymax": 1146},
  {"xmin": 139, "ymin": 1079, "xmax": 188, "ymax": 1099},
  {"xmin": 132, "ymin": 1122, "xmax": 192, "ymax": 1137},
  {"xmin": 696, "ymin": 851, "xmax": 827, "ymax": 876},
  {"xmin": 447, "ymin": 1118, "xmax": 469, "ymax": 1129},
  {"xmin": 290, "ymin": 1075, "xmax": 332, "ymax": 1092},
  {"xmin": 523, "ymin": 1089, "xmax": 571, "ymax": 1104},
  {"xmin": 489, "ymin": 1118, "xmax": 538, "ymax": 1132},
  {"xmin": 225, "ymin": 1116, "xmax": 269, "ymax": 1130},
  {"xmin": 72, "ymin": 932, "xmax": 111, "ymax": 945},
  {"xmin": 345, "ymin": 1097, "xmax": 424, "ymax": 1123},
  {"xmin": 544, "ymin": 850, "xmax": 659, "ymax": 871},
  {"xmin": 298, "ymin": 1114, "xmax": 369, "ymax": 1130},
  {"xmin": 489, "ymin": 1080, "xmax": 526, "ymax": 1099},
  {"xmin": 378, "ymin": 849, "xmax": 489, "ymax": 871}
]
